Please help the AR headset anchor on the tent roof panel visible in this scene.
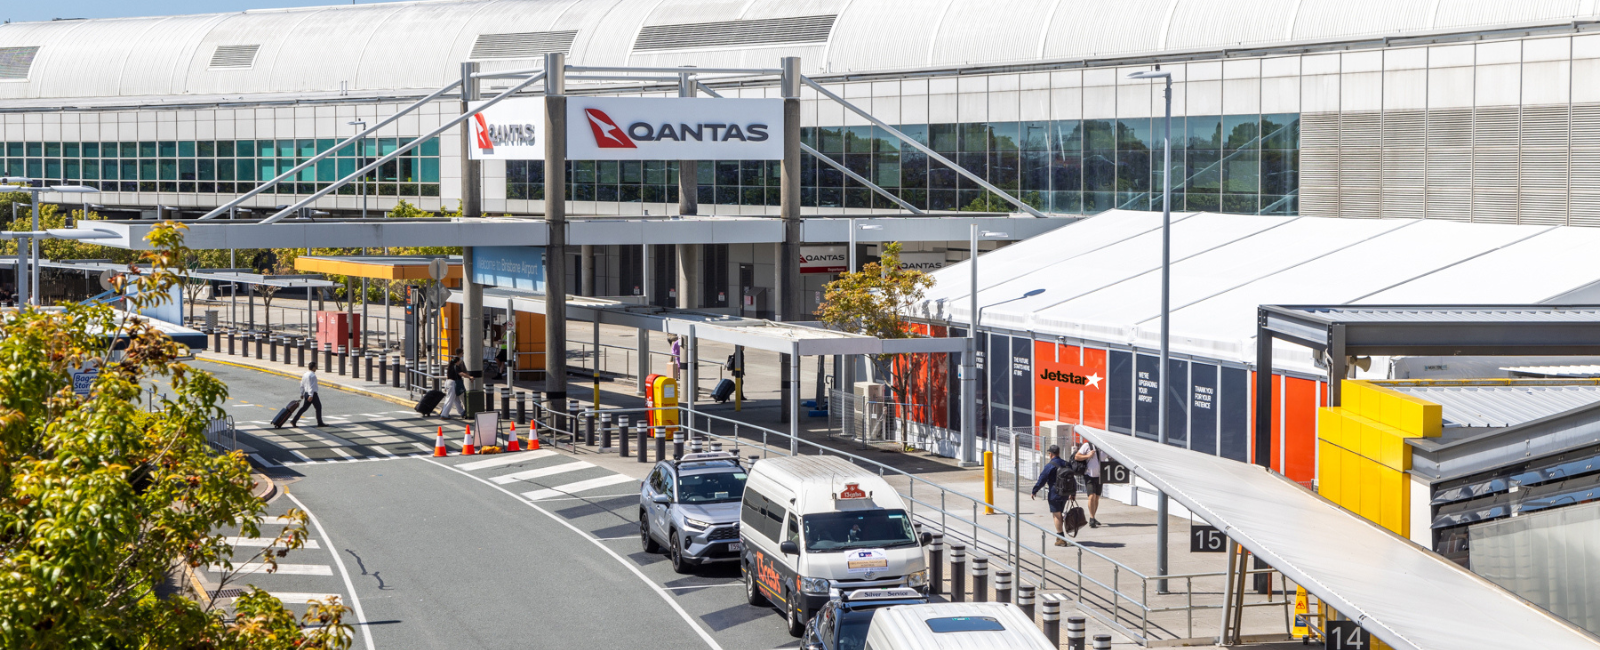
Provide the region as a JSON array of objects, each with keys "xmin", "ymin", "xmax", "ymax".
[{"xmin": 1357, "ymin": 227, "xmax": 1600, "ymax": 304}]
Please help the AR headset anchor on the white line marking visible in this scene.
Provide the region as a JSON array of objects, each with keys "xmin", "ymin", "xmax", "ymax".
[
  {"xmin": 250, "ymin": 454, "xmax": 280, "ymax": 467},
  {"xmin": 290, "ymin": 450, "xmax": 313, "ymax": 462},
  {"xmin": 373, "ymin": 446, "xmax": 397, "ymax": 458},
  {"xmin": 411, "ymin": 442, "xmax": 432, "ymax": 452},
  {"xmin": 422, "ymin": 458, "xmax": 723, "ymax": 650},
  {"xmin": 286, "ymin": 492, "xmax": 376, "ymax": 650},
  {"xmin": 224, "ymin": 536, "xmax": 322, "ymax": 549},
  {"xmin": 491, "ymin": 461, "xmax": 592, "ymax": 484},
  {"xmin": 268, "ymin": 592, "xmax": 343, "ymax": 604},
  {"xmin": 455, "ymin": 449, "xmax": 555, "ymax": 471},
  {"xmin": 521, "ymin": 474, "xmax": 635, "ymax": 501},
  {"xmin": 661, "ymin": 583, "xmax": 743, "ymax": 590},
  {"xmin": 212, "ymin": 563, "xmax": 333, "ymax": 576},
  {"xmin": 330, "ymin": 447, "xmax": 358, "ymax": 460},
  {"xmin": 528, "ymin": 492, "xmax": 638, "ymax": 501}
]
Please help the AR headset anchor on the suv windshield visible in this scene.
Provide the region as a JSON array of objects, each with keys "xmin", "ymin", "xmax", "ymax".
[
  {"xmin": 677, "ymin": 471, "xmax": 747, "ymax": 503},
  {"xmin": 802, "ymin": 509, "xmax": 917, "ymax": 552}
]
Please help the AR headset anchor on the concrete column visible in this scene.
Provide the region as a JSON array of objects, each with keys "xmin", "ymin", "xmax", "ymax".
[
  {"xmin": 581, "ymin": 244, "xmax": 596, "ymax": 296},
  {"xmin": 678, "ymin": 71, "xmax": 698, "ymax": 216},
  {"xmin": 777, "ymin": 56, "xmax": 803, "ymax": 422},
  {"xmin": 460, "ymin": 62, "xmax": 485, "ymax": 396},
  {"xmin": 543, "ymin": 52, "xmax": 569, "ymax": 404},
  {"xmin": 676, "ymin": 244, "xmax": 699, "ymax": 309},
  {"xmin": 636, "ymin": 327, "xmax": 650, "ymax": 396}
]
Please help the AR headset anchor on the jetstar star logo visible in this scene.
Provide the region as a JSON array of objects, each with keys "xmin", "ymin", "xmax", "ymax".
[
  {"xmin": 584, "ymin": 109, "xmax": 636, "ymax": 149},
  {"xmin": 1040, "ymin": 369, "xmax": 1103, "ymax": 389}
]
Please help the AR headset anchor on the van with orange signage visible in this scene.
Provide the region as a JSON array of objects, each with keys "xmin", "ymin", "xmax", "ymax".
[{"xmin": 739, "ymin": 455, "xmax": 931, "ymax": 638}]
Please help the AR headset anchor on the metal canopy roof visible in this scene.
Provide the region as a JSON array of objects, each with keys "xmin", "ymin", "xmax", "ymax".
[
  {"xmin": 1077, "ymin": 426, "xmax": 1600, "ymax": 650},
  {"xmin": 1381, "ymin": 380, "xmax": 1600, "ymax": 429},
  {"xmin": 461, "ymin": 287, "xmax": 965, "ymax": 356},
  {"xmin": 60, "ymin": 214, "xmax": 1067, "ymax": 251}
]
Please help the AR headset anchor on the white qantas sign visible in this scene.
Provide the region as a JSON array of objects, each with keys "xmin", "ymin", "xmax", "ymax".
[
  {"xmin": 468, "ymin": 98, "xmax": 547, "ymax": 161},
  {"xmin": 566, "ymin": 97, "xmax": 784, "ymax": 161}
]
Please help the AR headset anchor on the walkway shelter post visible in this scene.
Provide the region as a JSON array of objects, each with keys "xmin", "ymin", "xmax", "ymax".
[{"xmin": 543, "ymin": 52, "xmax": 569, "ymax": 410}]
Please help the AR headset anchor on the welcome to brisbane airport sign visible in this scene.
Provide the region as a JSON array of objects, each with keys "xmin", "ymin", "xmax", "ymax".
[{"xmin": 468, "ymin": 97, "xmax": 783, "ymax": 161}]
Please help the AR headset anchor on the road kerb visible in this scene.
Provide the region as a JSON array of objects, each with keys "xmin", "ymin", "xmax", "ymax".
[{"xmin": 193, "ymin": 356, "xmax": 413, "ymax": 408}]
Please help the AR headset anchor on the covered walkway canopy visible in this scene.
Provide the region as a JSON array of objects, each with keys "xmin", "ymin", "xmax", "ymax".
[
  {"xmin": 293, "ymin": 255, "xmax": 463, "ymax": 281},
  {"xmin": 1078, "ymin": 426, "xmax": 1600, "ymax": 650}
]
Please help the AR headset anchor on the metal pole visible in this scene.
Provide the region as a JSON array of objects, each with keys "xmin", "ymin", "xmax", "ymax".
[
  {"xmin": 961, "ymin": 223, "xmax": 979, "ymax": 467},
  {"xmin": 544, "ymin": 51, "xmax": 570, "ymax": 411},
  {"xmin": 12, "ymin": 201, "xmax": 25, "ymax": 308},
  {"xmin": 678, "ymin": 70, "xmax": 698, "ymax": 217},
  {"xmin": 790, "ymin": 342, "xmax": 801, "ymax": 455},
  {"xmin": 29, "ymin": 193, "xmax": 39, "ymax": 304},
  {"xmin": 777, "ymin": 56, "xmax": 802, "ymax": 427},
  {"xmin": 1156, "ymin": 74, "xmax": 1173, "ymax": 594}
]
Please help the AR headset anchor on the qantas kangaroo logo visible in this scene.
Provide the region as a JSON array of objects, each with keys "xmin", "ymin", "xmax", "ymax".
[
  {"xmin": 474, "ymin": 114, "xmax": 493, "ymax": 150},
  {"xmin": 584, "ymin": 109, "xmax": 636, "ymax": 149}
]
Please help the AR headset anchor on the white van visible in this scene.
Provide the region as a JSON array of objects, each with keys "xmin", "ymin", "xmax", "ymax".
[
  {"xmin": 860, "ymin": 602, "xmax": 1055, "ymax": 650},
  {"xmin": 739, "ymin": 455, "xmax": 930, "ymax": 637}
]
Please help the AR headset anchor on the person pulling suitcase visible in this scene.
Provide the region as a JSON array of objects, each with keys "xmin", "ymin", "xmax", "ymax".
[{"xmin": 290, "ymin": 361, "xmax": 326, "ymax": 428}]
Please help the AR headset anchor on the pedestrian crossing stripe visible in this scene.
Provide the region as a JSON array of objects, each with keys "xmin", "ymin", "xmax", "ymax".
[
  {"xmin": 278, "ymin": 453, "xmax": 432, "ymax": 466},
  {"xmin": 212, "ymin": 563, "xmax": 333, "ymax": 576},
  {"xmin": 268, "ymin": 592, "xmax": 342, "ymax": 605},
  {"xmin": 456, "ymin": 449, "xmax": 555, "ymax": 471},
  {"xmin": 491, "ymin": 461, "xmax": 592, "ymax": 484},
  {"xmin": 521, "ymin": 474, "xmax": 635, "ymax": 501},
  {"xmin": 223, "ymin": 536, "xmax": 321, "ymax": 549}
]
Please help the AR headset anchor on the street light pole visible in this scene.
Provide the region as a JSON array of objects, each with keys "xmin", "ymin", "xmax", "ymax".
[
  {"xmin": 962, "ymin": 223, "xmax": 980, "ymax": 467},
  {"xmin": 1130, "ymin": 67, "xmax": 1174, "ymax": 594}
]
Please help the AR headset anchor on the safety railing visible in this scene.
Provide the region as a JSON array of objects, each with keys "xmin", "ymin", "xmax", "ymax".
[
  {"xmin": 204, "ymin": 415, "xmax": 237, "ymax": 452},
  {"xmin": 574, "ymin": 403, "xmax": 1289, "ymax": 644}
]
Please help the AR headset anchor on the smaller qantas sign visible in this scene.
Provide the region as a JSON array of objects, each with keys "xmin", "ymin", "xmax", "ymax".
[{"xmin": 583, "ymin": 108, "xmax": 770, "ymax": 149}]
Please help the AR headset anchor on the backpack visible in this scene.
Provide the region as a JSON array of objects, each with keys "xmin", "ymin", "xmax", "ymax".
[{"xmin": 1051, "ymin": 462, "xmax": 1077, "ymax": 499}]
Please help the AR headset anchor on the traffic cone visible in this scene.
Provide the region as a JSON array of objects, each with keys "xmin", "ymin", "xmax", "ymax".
[
  {"xmin": 527, "ymin": 425, "xmax": 541, "ymax": 451},
  {"xmin": 462, "ymin": 425, "xmax": 476, "ymax": 456},
  {"xmin": 507, "ymin": 423, "xmax": 521, "ymax": 452},
  {"xmin": 433, "ymin": 426, "xmax": 448, "ymax": 457}
]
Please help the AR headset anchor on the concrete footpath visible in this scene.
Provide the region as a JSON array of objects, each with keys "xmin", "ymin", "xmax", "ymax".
[{"xmin": 196, "ymin": 346, "xmax": 1304, "ymax": 648}]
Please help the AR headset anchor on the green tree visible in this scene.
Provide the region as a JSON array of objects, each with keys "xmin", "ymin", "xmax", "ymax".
[
  {"xmin": 0, "ymin": 222, "xmax": 351, "ymax": 649},
  {"xmin": 816, "ymin": 242, "xmax": 936, "ymax": 429},
  {"xmin": 0, "ymin": 193, "xmax": 135, "ymax": 263}
]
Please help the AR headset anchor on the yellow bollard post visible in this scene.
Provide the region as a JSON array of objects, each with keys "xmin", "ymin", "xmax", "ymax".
[{"xmin": 984, "ymin": 450, "xmax": 995, "ymax": 514}]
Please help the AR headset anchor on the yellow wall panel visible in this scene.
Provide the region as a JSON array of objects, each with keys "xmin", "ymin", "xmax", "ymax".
[
  {"xmin": 1319, "ymin": 409, "xmax": 1343, "ymax": 449},
  {"xmin": 1359, "ymin": 461, "xmax": 1380, "ymax": 521},
  {"xmin": 1343, "ymin": 383, "xmax": 1365, "ymax": 418},
  {"xmin": 1318, "ymin": 440, "xmax": 1342, "ymax": 505},
  {"xmin": 1378, "ymin": 466, "xmax": 1402, "ymax": 533}
]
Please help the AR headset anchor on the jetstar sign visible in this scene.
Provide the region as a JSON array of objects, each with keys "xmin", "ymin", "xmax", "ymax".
[{"xmin": 568, "ymin": 97, "xmax": 783, "ymax": 161}]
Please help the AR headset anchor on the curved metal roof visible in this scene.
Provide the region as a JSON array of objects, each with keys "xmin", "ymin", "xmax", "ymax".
[{"xmin": 4, "ymin": 0, "xmax": 1599, "ymax": 103}]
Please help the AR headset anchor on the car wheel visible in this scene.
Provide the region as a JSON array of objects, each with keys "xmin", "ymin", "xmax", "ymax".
[
  {"xmin": 669, "ymin": 531, "xmax": 693, "ymax": 575},
  {"xmin": 744, "ymin": 563, "xmax": 768, "ymax": 606},
  {"xmin": 639, "ymin": 510, "xmax": 660, "ymax": 553},
  {"xmin": 785, "ymin": 591, "xmax": 806, "ymax": 638}
]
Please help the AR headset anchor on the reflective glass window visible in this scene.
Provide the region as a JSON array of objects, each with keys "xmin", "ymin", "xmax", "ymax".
[
  {"xmin": 45, "ymin": 142, "xmax": 61, "ymax": 157},
  {"xmin": 25, "ymin": 142, "xmax": 41, "ymax": 157},
  {"xmin": 64, "ymin": 143, "xmax": 80, "ymax": 157},
  {"xmin": 158, "ymin": 141, "xmax": 177, "ymax": 157},
  {"xmin": 179, "ymin": 141, "xmax": 195, "ymax": 157}
]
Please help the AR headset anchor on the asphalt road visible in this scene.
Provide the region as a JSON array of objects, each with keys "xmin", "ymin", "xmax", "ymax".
[{"xmin": 195, "ymin": 359, "xmax": 799, "ymax": 650}]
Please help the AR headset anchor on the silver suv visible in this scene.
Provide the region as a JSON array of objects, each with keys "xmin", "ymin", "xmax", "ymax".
[{"xmin": 639, "ymin": 452, "xmax": 749, "ymax": 574}]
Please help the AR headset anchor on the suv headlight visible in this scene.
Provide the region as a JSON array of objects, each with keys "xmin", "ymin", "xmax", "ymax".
[
  {"xmin": 800, "ymin": 576, "xmax": 831, "ymax": 595},
  {"xmin": 682, "ymin": 517, "xmax": 711, "ymax": 531},
  {"xmin": 907, "ymin": 569, "xmax": 929, "ymax": 588}
]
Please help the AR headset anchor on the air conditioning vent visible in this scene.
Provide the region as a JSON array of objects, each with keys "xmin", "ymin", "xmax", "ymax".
[
  {"xmin": 634, "ymin": 14, "xmax": 836, "ymax": 52},
  {"xmin": 469, "ymin": 30, "xmax": 578, "ymax": 59},
  {"xmin": 209, "ymin": 44, "xmax": 260, "ymax": 69},
  {"xmin": 0, "ymin": 46, "xmax": 40, "ymax": 81}
]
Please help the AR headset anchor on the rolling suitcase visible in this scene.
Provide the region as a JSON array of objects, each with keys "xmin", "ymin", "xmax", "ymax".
[
  {"xmin": 711, "ymin": 378, "xmax": 735, "ymax": 403},
  {"xmin": 271, "ymin": 399, "xmax": 299, "ymax": 429},
  {"xmin": 415, "ymin": 388, "xmax": 445, "ymax": 416}
]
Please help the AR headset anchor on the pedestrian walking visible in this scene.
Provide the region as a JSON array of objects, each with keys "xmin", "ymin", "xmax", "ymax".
[
  {"xmin": 440, "ymin": 352, "xmax": 468, "ymax": 419},
  {"xmin": 1075, "ymin": 440, "xmax": 1108, "ymax": 528},
  {"xmin": 291, "ymin": 361, "xmax": 326, "ymax": 428},
  {"xmin": 670, "ymin": 334, "xmax": 683, "ymax": 383},
  {"xmin": 1030, "ymin": 445, "xmax": 1077, "ymax": 545}
]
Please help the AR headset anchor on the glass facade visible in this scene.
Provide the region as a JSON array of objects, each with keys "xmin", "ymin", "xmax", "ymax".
[
  {"xmin": 0, "ymin": 137, "xmax": 442, "ymax": 197},
  {"xmin": 507, "ymin": 114, "xmax": 1299, "ymax": 215}
]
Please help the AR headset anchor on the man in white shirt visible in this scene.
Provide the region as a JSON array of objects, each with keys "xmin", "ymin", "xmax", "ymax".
[
  {"xmin": 1074, "ymin": 440, "xmax": 1106, "ymax": 528},
  {"xmin": 291, "ymin": 361, "xmax": 326, "ymax": 427}
]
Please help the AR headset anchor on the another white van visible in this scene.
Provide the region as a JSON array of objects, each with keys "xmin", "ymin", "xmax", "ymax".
[
  {"xmin": 860, "ymin": 602, "xmax": 1055, "ymax": 650},
  {"xmin": 739, "ymin": 455, "xmax": 930, "ymax": 637}
]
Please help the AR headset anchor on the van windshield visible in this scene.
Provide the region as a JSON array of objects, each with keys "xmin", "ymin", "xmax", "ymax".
[
  {"xmin": 802, "ymin": 509, "xmax": 917, "ymax": 552},
  {"xmin": 677, "ymin": 471, "xmax": 747, "ymax": 504}
]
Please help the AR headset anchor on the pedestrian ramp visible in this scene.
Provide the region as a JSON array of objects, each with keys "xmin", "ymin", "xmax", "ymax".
[{"xmin": 449, "ymin": 450, "xmax": 640, "ymax": 503}]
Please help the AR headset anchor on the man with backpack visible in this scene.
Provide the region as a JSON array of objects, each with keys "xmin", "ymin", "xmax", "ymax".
[
  {"xmin": 1030, "ymin": 445, "xmax": 1083, "ymax": 545},
  {"xmin": 1075, "ymin": 440, "xmax": 1108, "ymax": 528}
]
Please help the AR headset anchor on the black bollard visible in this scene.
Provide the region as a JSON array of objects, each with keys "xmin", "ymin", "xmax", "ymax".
[
  {"xmin": 500, "ymin": 387, "xmax": 511, "ymax": 421},
  {"xmin": 995, "ymin": 569, "xmax": 1012, "ymax": 604},
  {"xmin": 636, "ymin": 423, "xmax": 648, "ymax": 463},
  {"xmin": 972, "ymin": 556, "xmax": 989, "ymax": 602},
  {"xmin": 1018, "ymin": 585, "xmax": 1036, "ymax": 621},
  {"xmin": 351, "ymin": 350, "xmax": 360, "ymax": 379},
  {"xmin": 322, "ymin": 343, "xmax": 332, "ymax": 373},
  {"xmin": 227, "ymin": 331, "xmax": 236, "ymax": 355},
  {"xmin": 378, "ymin": 354, "xmax": 387, "ymax": 384},
  {"xmin": 929, "ymin": 532, "xmax": 944, "ymax": 596},
  {"xmin": 254, "ymin": 335, "xmax": 263, "ymax": 360},
  {"xmin": 365, "ymin": 353, "xmax": 373, "ymax": 380},
  {"xmin": 1092, "ymin": 634, "xmax": 1111, "ymax": 650},
  {"xmin": 620, "ymin": 418, "xmax": 632, "ymax": 458},
  {"xmin": 586, "ymin": 410, "xmax": 597, "ymax": 446},
  {"xmin": 298, "ymin": 340, "xmax": 306, "ymax": 367},
  {"xmin": 1043, "ymin": 600, "xmax": 1061, "ymax": 647},
  {"xmin": 516, "ymin": 391, "xmax": 527, "ymax": 425},
  {"xmin": 269, "ymin": 337, "xmax": 278, "ymax": 363},
  {"xmin": 1066, "ymin": 615, "xmax": 1086, "ymax": 650},
  {"xmin": 337, "ymin": 346, "xmax": 347, "ymax": 376},
  {"xmin": 950, "ymin": 543, "xmax": 967, "ymax": 603},
  {"xmin": 654, "ymin": 426, "xmax": 666, "ymax": 462},
  {"xmin": 213, "ymin": 329, "xmax": 222, "ymax": 353},
  {"xmin": 673, "ymin": 440, "xmax": 684, "ymax": 459},
  {"xmin": 599, "ymin": 413, "xmax": 614, "ymax": 452}
]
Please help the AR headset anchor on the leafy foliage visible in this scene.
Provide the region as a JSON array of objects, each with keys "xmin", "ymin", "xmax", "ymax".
[
  {"xmin": 816, "ymin": 242, "xmax": 936, "ymax": 409},
  {"xmin": 0, "ymin": 222, "xmax": 351, "ymax": 649}
]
